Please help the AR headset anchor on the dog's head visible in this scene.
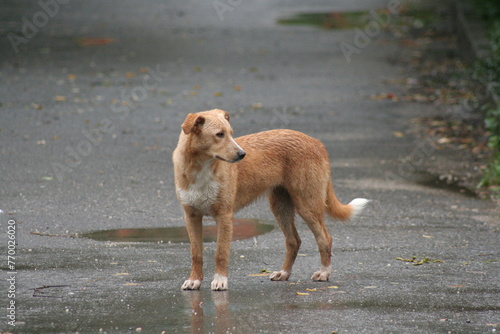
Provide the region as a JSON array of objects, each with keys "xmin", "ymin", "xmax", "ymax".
[{"xmin": 181, "ymin": 109, "xmax": 246, "ymax": 163}]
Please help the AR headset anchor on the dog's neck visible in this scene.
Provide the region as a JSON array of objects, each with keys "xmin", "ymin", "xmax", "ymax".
[{"xmin": 175, "ymin": 133, "xmax": 219, "ymax": 187}]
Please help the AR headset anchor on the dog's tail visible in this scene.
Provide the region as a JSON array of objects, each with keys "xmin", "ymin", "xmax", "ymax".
[{"xmin": 325, "ymin": 182, "xmax": 369, "ymax": 221}]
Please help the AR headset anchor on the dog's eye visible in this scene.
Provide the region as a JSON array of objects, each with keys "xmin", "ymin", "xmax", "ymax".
[{"xmin": 216, "ymin": 132, "xmax": 225, "ymax": 138}]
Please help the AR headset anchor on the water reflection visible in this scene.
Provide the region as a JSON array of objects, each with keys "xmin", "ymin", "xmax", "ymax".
[
  {"xmin": 82, "ymin": 219, "xmax": 274, "ymax": 243},
  {"xmin": 183, "ymin": 290, "xmax": 232, "ymax": 334}
]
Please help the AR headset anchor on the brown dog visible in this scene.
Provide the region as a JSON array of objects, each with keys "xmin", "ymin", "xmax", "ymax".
[{"xmin": 173, "ymin": 109, "xmax": 369, "ymax": 290}]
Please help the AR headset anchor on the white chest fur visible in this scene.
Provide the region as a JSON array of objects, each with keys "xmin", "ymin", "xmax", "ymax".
[{"xmin": 178, "ymin": 160, "xmax": 219, "ymax": 214}]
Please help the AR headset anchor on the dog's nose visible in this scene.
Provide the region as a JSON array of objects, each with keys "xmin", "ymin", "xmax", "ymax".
[{"xmin": 237, "ymin": 150, "xmax": 246, "ymax": 160}]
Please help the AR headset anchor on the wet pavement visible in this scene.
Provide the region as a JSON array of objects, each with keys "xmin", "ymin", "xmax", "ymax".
[{"xmin": 1, "ymin": 0, "xmax": 499, "ymax": 333}]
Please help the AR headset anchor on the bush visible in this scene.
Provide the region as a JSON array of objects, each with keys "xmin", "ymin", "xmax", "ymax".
[
  {"xmin": 479, "ymin": 107, "xmax": 500, "ymax": 189},
  {"xmin": 473, "ymin": 0, "xmax": 500, "ymax": 191}
]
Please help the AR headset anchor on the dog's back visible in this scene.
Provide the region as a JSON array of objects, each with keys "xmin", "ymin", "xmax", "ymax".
[{"xmin": 233, "ymin": 129, "xmax": 364, "ymax": 221}]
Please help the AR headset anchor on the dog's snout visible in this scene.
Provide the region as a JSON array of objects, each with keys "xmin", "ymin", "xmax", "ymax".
[{"xmin": 237, "ymin": 150, "xmax": 246, "ymax": 160}]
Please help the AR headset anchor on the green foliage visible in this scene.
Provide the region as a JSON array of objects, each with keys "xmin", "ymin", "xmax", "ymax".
[
  {"xmin": 473, "ymin": 0, "xmax": 500, "ymax": 190},
  {"xmin": 479, "ymin": 154, "xmax": 500, "ymax": 189},
  {"xmin": 479, "ymin": 107, "xmax": 500, "ymax": 189},
  {"xmin": 470, "ymin": 27, "xmax": 500, "ymax": 95},
  {"xmin": 490, "ymin": 21, "xmax": 500, "ymax": 57},
  {"xmin": 472, "ymin": 0, "xmax": 500, "ymax": 89},
  {"xmin": 474, "ymin": 0, "xmax": 500, "ymax": 22},
  {"xmin": 485, "ymin": 107, "xmax": 500, "ymax": 149}
]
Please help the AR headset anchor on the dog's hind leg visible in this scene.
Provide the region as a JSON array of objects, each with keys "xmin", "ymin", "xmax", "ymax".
[
  {"xmin": 268, "ymin": 186, "xmax": 300, "ymax": 281},
  {"xmin": 295, "ymin": 199, "xmax": 333, "ymax": 281}
]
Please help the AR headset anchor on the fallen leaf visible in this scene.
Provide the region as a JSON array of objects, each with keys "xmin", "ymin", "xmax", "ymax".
[
  {"xmin": 125, "ymin": 72, "xmax": 136, "ymax": 78},
  {"xmin": 422, "ymin": 235, "xmax": 434, "ymax": 238},
  {"xmin": 459, "ymin": 137, "xmax": 474, "ymax": 144},
  {"xmin": 233, "ymin": 85, "xmax": 241, "ymax": 91},
  {"xmin": 123, "ymin": 283, "xmax": 140, "ymax": 286},
  {"xmin": 114, "ymin": 273, "xmax": 130, "ymax": 276},
  {"xmin": 213, "ymin": 92, "xmax": 223, "ymax": 97},
  {"xmin": 54, "ymin": 96, "xmax": 67, "ymax": 102},
  {"xmin": 247, "ymin": 273, "xmax": 271, "ymax": 277},
  {"xmin": 393, "ymin": 131, "xmax": 405, "ymax": 138},
  {"xmin": 447, "ymin": 284, "xmax": 465, "ymax": 288},
  {"xmin": 430, "ymin": 120, "xmax": 446, "ymax": 126},
  {"xmin": 437, "ymin": 137, "xmax": 451, "ymax": 144},
  {"xmin": 296, "ymin": 292, "xmax": 310, "ymax": 296},
  {"xmin": 370, "ymin": 93, "xmax": 399, "ymax": 101},
  {"xmin": 420, "ymin": 257, "xmax": 445, "ymax": 265},
  {"xmin": 77, "ymin": 38, "xmax": 116, "ymax": 46},
  {"xmin": 327, "ymin": 286, "xmax": 339, "ymax": 289},
  {"xmin": 370, "ymin": 93, "xmax": 385, "ymax": 100},
  {"xmin": 41, "ymin": 176, "xmax": 53, "ymax": 181},
  {"xmin": 305, "ymin": 288, "xmax": 317, "ymax": 292},
  {"xmin": 399, "ymin": 38, "xmax": 419, "ymax": 47},
  {"xmin": 67, "ymin": 74, "xmax": 77, "ymax": 81},
  {"xmin": 396, "ymin": 256, "xmax": 444, "ymax": 265},
  {"xmin": 408, "ymin": 94, "xmax": 429, "ymax": 102}
]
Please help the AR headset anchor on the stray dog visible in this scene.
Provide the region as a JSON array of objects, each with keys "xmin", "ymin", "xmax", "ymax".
[{"xmin": 173, "ymin": 109, "xmax": 369, "ymax": 290}]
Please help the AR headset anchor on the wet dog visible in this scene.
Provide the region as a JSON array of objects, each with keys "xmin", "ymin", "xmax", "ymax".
[{"xmin": 173, "ymin": 109, "xmax": 369, "ymax": 290}]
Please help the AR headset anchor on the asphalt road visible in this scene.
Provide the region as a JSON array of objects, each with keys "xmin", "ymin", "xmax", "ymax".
[{"xmin": 0, "ymin": 0, "xmax": 499, "ymax": 333}]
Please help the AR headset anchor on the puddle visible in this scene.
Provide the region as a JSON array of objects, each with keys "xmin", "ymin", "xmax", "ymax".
[
  {"xmin": 277, "ymin": 11, "xmax": 370, "ymax": 30},
  {"xmin": 82, "ymin": 219, "xmax": 274, "ymax": 243},
  {"xmin": 277, "ymin": 7, "xmax": 437, "ymax": 30}
]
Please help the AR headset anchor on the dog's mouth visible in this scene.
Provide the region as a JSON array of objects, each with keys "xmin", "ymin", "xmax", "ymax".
[
  {"xmin": 215, "ymin": 156, "xmax": 229, "ymax": 162},
  {"xmin": 216, "ymin": 151, "xmax": 246, "ymax": 163}
]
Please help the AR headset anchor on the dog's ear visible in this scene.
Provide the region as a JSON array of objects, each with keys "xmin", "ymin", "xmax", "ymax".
[
  {"xmin": 181, "ymin": 113, "xmax": 205, "ymax": 134},
  {"xmin": 223, "ymin": 111, "xmax": 230, "ymax": 122}
]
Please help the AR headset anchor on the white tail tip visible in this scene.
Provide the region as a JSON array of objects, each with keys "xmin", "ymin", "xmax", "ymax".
[{"xmin": 349, "ymin": 198, "xmax": 370, "ymax": 220}]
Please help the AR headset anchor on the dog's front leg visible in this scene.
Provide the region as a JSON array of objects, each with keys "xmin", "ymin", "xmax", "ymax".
[
  {"xmin": 211, "ymin": 213, "xmax": 233, "ymax": 291},
  {"xmin": 182, "ymin": 206, "xmax": 204, "ymax": 290}
]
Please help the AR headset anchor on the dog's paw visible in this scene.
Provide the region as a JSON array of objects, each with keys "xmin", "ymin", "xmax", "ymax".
[
  {"xmin": 269, "ymin": 270, "xmax": 291, "ymax": 281},
  {"xmin": 311, "ymin": 269, "xmax": 330, "ymax": 281},
  {"xmin": 211, "ymin": 274, "xmax": 228, "ymax": 291},
  {"xmin": 182, "ymin": 279, "xmax": 202, "ymax": 290}
]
